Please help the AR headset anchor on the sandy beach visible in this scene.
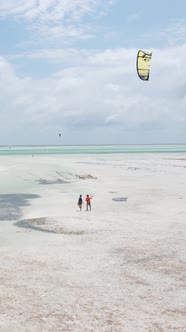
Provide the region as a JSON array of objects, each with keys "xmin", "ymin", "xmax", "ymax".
[{"xmin": 0, "ymin": 153, "xmax": 185, "ymax": 332}]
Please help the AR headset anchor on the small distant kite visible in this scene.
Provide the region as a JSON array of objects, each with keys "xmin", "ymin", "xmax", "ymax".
[
  {"xmin": 59, "ymin": 133, "xmax": 61, "ymax": 137},
  {"xmin": 136, "ymin": 50, "xmax": 152, "ymax": 81}
]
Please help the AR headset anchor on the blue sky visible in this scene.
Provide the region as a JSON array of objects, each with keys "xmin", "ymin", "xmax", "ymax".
[{"xmin": 0, "ymin": 0, "xmax": 186, "ymax": 145}]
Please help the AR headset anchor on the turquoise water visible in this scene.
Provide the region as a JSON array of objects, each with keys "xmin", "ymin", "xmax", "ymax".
[{"xmin": 0, "ymin": 145, "xmax": 186, "ymax": 155}]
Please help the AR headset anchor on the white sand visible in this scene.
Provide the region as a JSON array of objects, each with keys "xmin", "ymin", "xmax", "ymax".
[{"xmin": 0, "ymin": 153, "xmax": 185, "ymax": 332}]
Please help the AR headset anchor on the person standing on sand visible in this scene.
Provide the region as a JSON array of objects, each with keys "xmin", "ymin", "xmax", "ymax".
[
  {"xmin": 85, "ymin": 194, "xmax": 93, "ymax": 211},
  {"xmin": 77, "ymin": 195, "xmax": 83, "ymax": 211}
]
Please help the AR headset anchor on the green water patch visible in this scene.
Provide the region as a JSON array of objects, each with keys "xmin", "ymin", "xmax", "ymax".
[{"xmin": 0, "ymin": 145, "xmax": 186, "ymax": 156}]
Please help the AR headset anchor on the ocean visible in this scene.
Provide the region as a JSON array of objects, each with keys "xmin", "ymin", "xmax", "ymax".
[{"xmin": 0, "ymin": 144, "xmax": 186, "ymax": 155}]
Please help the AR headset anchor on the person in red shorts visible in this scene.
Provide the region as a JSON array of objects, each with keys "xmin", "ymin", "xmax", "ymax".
[{"xmin": 85, "ymin": 194, "xmax": 93, "ymax": 211}]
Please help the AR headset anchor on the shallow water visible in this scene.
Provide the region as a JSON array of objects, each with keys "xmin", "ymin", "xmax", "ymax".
[{"xmin": 1, "ymin": 144, "xmax": 186, "ymax": 155}]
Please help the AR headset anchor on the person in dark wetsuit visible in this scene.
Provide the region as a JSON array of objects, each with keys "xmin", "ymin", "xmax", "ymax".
[{"xmin": 77, "ymin": 195, "xmax": 83, "ymax": 210}]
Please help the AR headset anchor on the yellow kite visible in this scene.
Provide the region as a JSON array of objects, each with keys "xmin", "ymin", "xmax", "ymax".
[{"xmin": 136, "ymin": 50, "xmax": 152, "ymax": 81}]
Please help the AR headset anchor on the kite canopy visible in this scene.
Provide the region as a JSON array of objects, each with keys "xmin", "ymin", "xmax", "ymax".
[{"xmin": 136, "ymin": 50, "xmax": 152, "ymax": 81}]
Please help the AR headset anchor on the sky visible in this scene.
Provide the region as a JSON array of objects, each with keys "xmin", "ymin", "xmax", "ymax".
[{"xmin": 0, "ymin": 0, "xmax": 186, "ymax": 145}]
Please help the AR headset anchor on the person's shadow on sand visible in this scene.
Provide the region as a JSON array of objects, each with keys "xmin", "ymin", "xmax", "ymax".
[{"xmin": 0, "ymin": 193, "xmax": 40, "ymax": 221}]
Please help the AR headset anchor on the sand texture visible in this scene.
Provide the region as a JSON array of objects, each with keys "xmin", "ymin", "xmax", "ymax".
[{"xmin": 0, "ymin": 153, "xmax": 186, "ymax": 331}]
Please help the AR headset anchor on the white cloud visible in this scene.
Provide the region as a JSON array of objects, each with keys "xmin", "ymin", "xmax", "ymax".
[
  {"xmin": 9, "ymin": 48, "xmax": 91, "ymax": 67},
  {"xmin": 1, "ymin": 45, "xmax": 186, "ymax": 144},
  {"xmin": 0, "ymin": 0, "xmax": 94, "ymax": 22},
  {"xmin": 35, "ymin": 23, "xmax": 94, "ymax": 40},
  {"xmin": 0, "ymin": 0, "xmax": 114, "ymax": 41},
  {"xmin": 161, "ymin": 20, "xmax": 186, "ymax": 46},
  {"xmin": 10, "ymin": 48, "xmax": 136, "ymax": 68},
  {"xmin": 140, "ymin": 19, "xmax": 186, "ymax": 47}
]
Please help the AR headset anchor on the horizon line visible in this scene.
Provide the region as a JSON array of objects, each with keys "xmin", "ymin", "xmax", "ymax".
[{"xmin": 0, "ymin": 143, "xmax": 186, "ymax": 148}]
